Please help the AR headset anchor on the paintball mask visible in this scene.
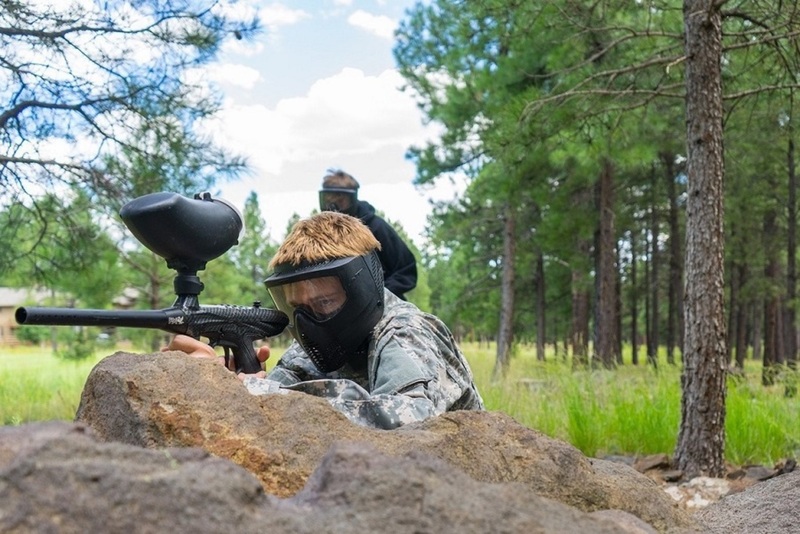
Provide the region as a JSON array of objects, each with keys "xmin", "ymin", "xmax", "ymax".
[
  {"xmin": 264, "ymin": 252, "xmax": 384, "ymax": 373},
  {"xmin": 319, "ymin": 186, "xmax": 358, "ymax": 217}
]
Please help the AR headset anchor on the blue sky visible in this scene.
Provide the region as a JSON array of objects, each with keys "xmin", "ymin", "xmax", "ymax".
[{"xmin": 199, "ymin": 0, "xmax": 462, "ymax": 247}]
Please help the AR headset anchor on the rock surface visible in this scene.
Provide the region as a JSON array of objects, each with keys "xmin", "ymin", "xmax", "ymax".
[
  {"xmin": 692, "ymin": 469, "xmax": 800, "ymax": 533},
  {"xmin": 4, "ymin": 350, "xmax": 795, "ymax": 533},
  {"xmin": 72, "ymin": 351, "xmax": 694, "ymax": 532},
  {"xmin": 1, "ymin": 421, "xmax": 658, "ymax": 534}
]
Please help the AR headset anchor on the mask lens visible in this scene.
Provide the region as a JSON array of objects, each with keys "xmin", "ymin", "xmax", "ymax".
[
  {"xmin": 319, "ymin": 191, "xmax": 353, "ymax": 213},
  {"xmin": 269, "ymin": 276, "xmax": 346, "ymax": 321}
]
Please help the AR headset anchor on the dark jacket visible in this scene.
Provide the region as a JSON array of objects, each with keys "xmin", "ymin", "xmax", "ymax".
[{"xmin": 353, "ymin": 200, "xmax": 417, "ymax": 299}]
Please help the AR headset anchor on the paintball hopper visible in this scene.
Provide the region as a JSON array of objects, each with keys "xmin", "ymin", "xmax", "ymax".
[{"xmin": 120, "ymin": 192, "xmax": 243, "ymax": 273}]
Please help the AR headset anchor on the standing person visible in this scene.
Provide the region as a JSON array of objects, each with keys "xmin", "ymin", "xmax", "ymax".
[
  {"xmin": 318, "ymin": 169, "xmax": 417, "ymax": 300},
  {"xmin": 167, "ymin": 211, "xmax": 484, "ymax": 430}
]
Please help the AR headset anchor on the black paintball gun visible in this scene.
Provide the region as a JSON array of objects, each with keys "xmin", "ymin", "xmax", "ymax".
[{"xmin": 15, "ymin": 192, "xmax": 289, "ymax": 374}]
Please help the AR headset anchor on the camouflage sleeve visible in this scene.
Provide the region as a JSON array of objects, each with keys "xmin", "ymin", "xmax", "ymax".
[
  {"xmin": 282, "ymin": 379, "xmax": 437, "ymax": 430},
  {"xmin": 263, "ymin": 342, "xmax": 322, "ymax": 385},
  {"xmin": 241, "ymin": 376, "xmax": 289, "ymax": 395}
]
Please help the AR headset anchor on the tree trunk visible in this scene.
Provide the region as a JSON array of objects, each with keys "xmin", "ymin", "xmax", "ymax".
[
  {"xmin": 648, "ymin": 164, "xmax": 660, "ymax": 369},
  {"xmin": 615, "ymin": 242, "xmax": 623, "ymax": 365},
  {"xmin": 763, "ymin": 194, "xmax": 783, "ymax": 385},
  {"xmin": 535, "ymin": 250, "xmax": 546, "ymax": 362},
  {"xmin": 727, "ymin": 257, "xmax": 740, "ymax": 367},
  {"xmin": 594, "ymin": 159, "xmax": 617, "ymax": 368},
  {"xmin": 631, "ymin": 230, "xmax": 640, "ymax": 365},
  {"xmin": 572, "ymin": 266, "xmax": 591, "ymax": 368},
  {"xmin": 729, "ymin": 260, "xmax": 750, "ymax": 368},
  {"xmin": 763, "ymin": 292, "xmax": 781, "ymax": 386},
  {"xmin": 752, "ymin": 299, "xmax": 763, "ymax": 363},
  {"xmin": 571, "ymin": 183, "xmax": 592, "ymax": 368},
  {"xmin": 493, "ymin": 204, "xmax": 516, "ymax": 380},
  {"xmin": 786, "ymin": 137, "xmax": 798, "ymax": 372},
  {"xmin": 663, "ymin": 151, "xmax": 684, "ymax": 365},
  {"xmin": 675, "ymin": 0, "xmax": 727, "ymax": 478},
  {"xmin": 735, "ymin": 290, "xmax": 748, "ymax": 369}
]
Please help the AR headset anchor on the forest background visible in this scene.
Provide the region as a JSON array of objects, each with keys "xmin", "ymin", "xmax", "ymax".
[{"xmin": 2, "ymin": 0, "xmax": 800, "ymax": 478}]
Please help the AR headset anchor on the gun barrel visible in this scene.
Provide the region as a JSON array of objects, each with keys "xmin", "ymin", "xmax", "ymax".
[{"xmin": 15, "ymin": 306, "xmax": 186, "ymax": 332}]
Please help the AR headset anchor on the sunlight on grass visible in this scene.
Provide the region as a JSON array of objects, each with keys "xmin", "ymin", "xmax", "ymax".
[
  {"xmin": 466, "ymin": 342, "xmax": 799, "ymax": 465},
  {"xmin": 0, "ymin": 346, "xmax": 107, "ymax": 424}
]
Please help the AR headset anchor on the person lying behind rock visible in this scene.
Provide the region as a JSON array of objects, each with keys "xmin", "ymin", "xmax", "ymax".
[{"xmin": 167, "ymin": 211, "xmax": 484, "ymax": 430}]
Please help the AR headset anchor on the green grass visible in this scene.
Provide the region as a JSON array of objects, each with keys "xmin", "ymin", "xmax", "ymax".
[
  {"xmin": 469, "ymin": 343, "xmax": 800, "ymax": 466},
  {"xmin": 0, "ymin": 345, "xmax": 107, "ymax": 424},
  {"xmin": 2, "ymin": 341, "xmax": 798, "ymax": 466}
]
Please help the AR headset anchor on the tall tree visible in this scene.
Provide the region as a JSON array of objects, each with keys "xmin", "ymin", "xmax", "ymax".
[
  {"xmin": 647, "ymin": 164, "xmax": 661, "ymax": 369},
  {"xmin": 0, "ymin": 0, "xmax": 257, "ymax": 266},
  {"xmin": 788, "ymin": 131, "xmax": 798, "ymax": 374},
  {"xmin": 0, "ymin": 189, "xmax": 122, "ymax": 304},
  {"xmin": 674, "ymin": 0, "xmax": 727, "ymax": 478},
  {"xmin": 594, "ymin": 158, "xmax": 618, "ymax": 368},
  {"xmin": 231, "ymin": 192, "xmax": 278, "ymax": 288},
  {"xmin": 663, "ymin": 151, "xmax": 685, "ymax": 365},
  {"xmin": 493, "ymin": 201, "xmax": 516, "ymax": 379}
]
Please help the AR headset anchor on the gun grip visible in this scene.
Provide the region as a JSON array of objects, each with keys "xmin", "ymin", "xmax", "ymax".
[{"xmin": 234, "ymin": 341, "xmax": 263, "ymax": 374}]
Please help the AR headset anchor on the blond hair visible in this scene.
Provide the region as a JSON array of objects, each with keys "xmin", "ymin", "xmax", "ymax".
[{"xmin": 269, "ymin": 211, "xmax": 380, "ymax": 268}]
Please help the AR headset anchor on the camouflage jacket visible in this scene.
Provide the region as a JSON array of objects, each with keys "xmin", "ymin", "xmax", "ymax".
[{"xmin": 242, "ymin": 290, "xmax": 484, "ymax": 429}]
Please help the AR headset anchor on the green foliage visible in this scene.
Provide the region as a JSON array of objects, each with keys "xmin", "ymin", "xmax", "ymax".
[
  {"xmin": 1, "ymin": 0, "xmax": 258, "ymax": 215},
  {"xmin": 380, "ymin": 213, "xmax": 431, "ymax": 311},
  {"xmin": 224, "ymin": 191, "xmax": 280, "ymax": 306},
  {"xmin": 0, "ymin": 2, "xmax": 259, "ymax": 328},
  {"xmin": 395, "ymin": 1, "xmax": 800, "ymax": 398},
  {"xmin": 0, "ymin": 190, "xmax": 124, "ymax": 297},
  {"xmin": 14, "ymin": 326, "xmax": 47, "ymax": 345},
  {"xmin": 54, "ymin": 328, "xmax": 98, "ymax": 362}
]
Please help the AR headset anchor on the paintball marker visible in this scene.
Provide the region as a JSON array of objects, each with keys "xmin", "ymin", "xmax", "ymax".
[{"xmin": 15, "ymin": 192, "xmax": 289, "ymax": 374}]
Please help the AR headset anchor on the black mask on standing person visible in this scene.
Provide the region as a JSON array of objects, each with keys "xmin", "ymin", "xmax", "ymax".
[
  {"xmin": 319, "ymin": 186, "xmax": 358, "ymax": 217},
  {"xmin": 265, "ymin": 252, "xmax": 384, "ymax": 373}
]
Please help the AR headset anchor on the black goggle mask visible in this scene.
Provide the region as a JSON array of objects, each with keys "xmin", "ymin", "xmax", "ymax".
[
  {"xmin": 264, "ymin": 253, "xmax": 384, "ymax": 373},
  {"xmin": 319, "ymin": 187, "xmax": 357, "ymax": 216}
]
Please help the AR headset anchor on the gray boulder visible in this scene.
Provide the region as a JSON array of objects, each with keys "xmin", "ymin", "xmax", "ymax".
[{"xmin": 693, "ymin": 469, "xmax": 800, "ymax": 533}]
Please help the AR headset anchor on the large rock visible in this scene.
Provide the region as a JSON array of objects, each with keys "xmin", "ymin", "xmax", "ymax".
[
  {"xmin": 692, "ymin": 469, "xmax": 800, "ymax": 533},
  {"xmin": 0, "ymin": 421, "xmax": 270, "ymax": 533},
  {"xmin": 72, "ymin": 351, "xmax": 695, "ymax": 533},
  {"xmin": 1, "ymin": 421, "xmax": 658, "ymax": 534}
]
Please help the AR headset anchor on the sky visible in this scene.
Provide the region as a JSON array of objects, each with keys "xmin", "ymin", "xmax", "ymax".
[{"xmin": 200, "ymin": 0, "xmax": 462, "ymax": 248}]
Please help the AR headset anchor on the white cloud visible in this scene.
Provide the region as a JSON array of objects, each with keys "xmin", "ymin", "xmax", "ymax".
[
  {"xmin": 347, "ymin": 10, "xmax": 396, "ymax": 40},
  {"xmin": 259, "ymin": 3, "xmax": 311, "ymax": 30},
  {"xmin": 205, "ymin": 67, "xmax": 437, "ymax": 191},
  {"xmin": 222, "ymin": 38, "xmax": 265, "ymax": 57},
  {"xmin": 203, "ymin": 66, "xmax": 452, "ymax": 247},
  {"xmin": 206, "ymin": 63, "xmax": 261, "ymax": 90}
]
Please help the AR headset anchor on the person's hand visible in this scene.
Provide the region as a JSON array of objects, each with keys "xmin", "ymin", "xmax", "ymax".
[
  {"xmin": 164, "ymin": 335, "xmax": 272, "ymax": 381},
  {"xmin": 235, "ymin": 344, "xmax": 271, "ymax": 380},
  {"xmin": 163, "ymin": 334, "xmax": 221, "ymax": 362}
]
